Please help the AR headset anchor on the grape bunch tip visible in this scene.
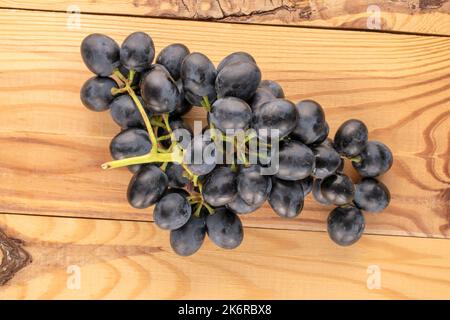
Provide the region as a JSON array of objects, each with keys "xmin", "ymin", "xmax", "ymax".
[{"xmin": 80, "ymin": 31, "xmax": 394, "ymax": 256}]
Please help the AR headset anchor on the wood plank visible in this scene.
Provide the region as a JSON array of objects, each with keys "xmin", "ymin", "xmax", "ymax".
[
  {"xmin": 0, "ymin": 0, "xmax": 450, "ymax": 35},
  {"xmin": 0, "ymin": 213, "xmax": 449, "ymax": 299},
  {"xmin": 0, "ymin": 9, "xmax": 449, "ymax": 237}
]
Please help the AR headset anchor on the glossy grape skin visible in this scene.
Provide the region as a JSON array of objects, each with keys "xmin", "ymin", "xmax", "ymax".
[
  {"xmin": 170, "ymin": 214, "xmax": 206, "ymax": 256},
  {"xmin": 140, "ymin": 67, "xmax": 181, "ymax": 114},
  {"xmin": 184, "ymin": 134, "xmax": 217, "ymax": 176},
  {"xmin": 166, "ymin": 163, "xmax": 190, "ymax": 188},
  {"xmin": 311, "ymin": 122, "xmax": 329, "ymax": 146},
  {"xmin": 226, "ymin": 194, "xmax": 262, "ymax": 215},
  {"xmin": 252, "ymin": 99, "xmax": 298, "ymax": 139},
  {"xmin": 80, "ymin": 77, "xmax": 117, "ymax": 112},
  {"xmin": 217, "ymin": 52, "xmax": 256, "ymax": 73},
  {"xmin": 312, "ymin": 144, "xmax": 341, "ymax": 179},
  {"xmin": 269, "ymin": 178, "xmax": 304, "ymax": 218},
  {"xmin": 81, "ymin": 33, "xmax": 120, "ymax": 76},
  {"xmin": 353, "ymin": 141, "xmax": 393, "ymax": 177},
  {"xmin": 109, "ymin": 94, "xmax": 149, "ymax": 129},
  {"xmin": 170, "ymin": 79, "xmax": 193, "ymax": 117},
  {"xmin": 354, "ymin": 178, "xmax": 391, "ymax": 212},
  {"xmin": 120, "ymin": 32, "xmax": 155, "ymax": 72},
  {"xmin": 153, "ymin": 192, "xmax": 191, "ymax": 230},
  {"xmin": 300, "ymin": 176, "xmax": 313, "ymax": 197},
  {"xmin": 250, "ymin": 87, "xmax": 275, "ymax": 113},
  {"xmin": 209, "ymin": 97, "xmax": 252, "ymax": 133},
  {"xmin": 202, "ymin": 167, "xmax": 237, "ymax": 207},
  {"xmin": 334, "ymin": 119, "xmax": 368, "ymax": 157},
  {"xmin": 291, "ymin": 100, "xmax": 327, "ymax": 145},
  {"xmin": 258, "ymin": 80, "xmax": 285, "ymax": 98},
  {"xmin": 237, "ymin": 165, "xmax": 272, "ymax": 206},
  {"xmin": 181, "ymin": 52, "xmax": 217, "ymax": 105},
  {"xmin": 312, "ymin": 179, "xmax": 333, "ymax": 205},
  {"xmin": 206, "ymin": 208, "xmax": 243, "ymax": 249},
  {"xmin": 110, "ymin": 128, "xmax": 151, "ymax": 159},
  {"xmin": 321, "ymin": 173, "xmax": 355, "ymax": 206},
  {"xmin": 156, "ymin": 43, "xmax": 190, "ymax": 80},
  {"xmin": 127, "ymin": 165, "xmax": 168, "ymax": 208},
  {"xmin": 216, "ymin": 61, "xmax": 261, "ymax": 101},
  {"xmin": 276, "ymin": 140, "xmax": 315, "ymax": 181},
  {"xmin": 327, "ymin": 206, "xmax": 365, "ymax": 246}
]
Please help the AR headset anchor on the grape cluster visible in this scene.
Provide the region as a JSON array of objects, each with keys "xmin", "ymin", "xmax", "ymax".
[{"xmin": 80, "ymin": 32, "xmax": 393, "ymax": 255}]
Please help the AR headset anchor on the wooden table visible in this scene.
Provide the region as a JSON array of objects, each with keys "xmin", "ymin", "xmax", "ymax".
[{"xmin": 0, "ymin": 1, "xmax": 449, "ymax": 299}]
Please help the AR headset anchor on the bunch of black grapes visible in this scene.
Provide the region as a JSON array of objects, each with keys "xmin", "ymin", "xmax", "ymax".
[{"xmin": 80, "ymin": 32, "xmax": 393, "ymax": 256}]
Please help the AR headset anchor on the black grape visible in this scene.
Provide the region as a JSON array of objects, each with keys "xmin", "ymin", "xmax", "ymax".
[
  {"xmin": 170, "ymin": 79, "xmax": 193, "ymax": 117},
  {"xmin": 250, "ymin": 87, "xmax": 276, "ymax": 113},
  {"xmin": 215, "ymin": 61, "xmax": 261, "ymax": 101},
  {"xmin": 354, "ymin": 178, "xmax": 391, "ymax": 212},
  {"xmin": 327, "ymin": 206, "xmax": 365, "ymax": 246},
  {"xmin": 312, "ymin": 144, "xmax": 341, "ymax": 179},
  {"xmin": 183, "ymin": 134, "xmax": 217, "ymax": 176},
  {"xmin": 321, "ymin": 173, "xmax": 355, "ymax": 206},
  {"xmin": 127, "ymin": 165, "xmax": 168, "ymax": 208},
  {"xmin": 258, "ymin": 80, "xmax": 285, "ymax": 98},
  {"xmin": 170, "ymin": 214, "xmax": 206, "ymax": 256},
  {"xmin": 268, "ymin": 178, "xmax": 304, "ymax": 218},
  {"xmin": 181, "ymin": 52, "xmax": 217, "ymax": 105},
  {"xmin": 353, "ymin": 141, "xmax": 393, "ymax": 177},
  {"xmin": 80, "ymin": 77, "xmax": 117, "ymax": 112},
  {"xmin": 209, "ymin": 97, "xmax": 252, "ymax": 133},
  {"xmin": 299, "ymin": 176, "xmax": 313, "ymax": 197},
  {"xmin": 237, "ymin": 165, "xmax": 272, "ymax": 206},
  {"xmin": 202, "ymin": 166, "xmax": 237, "ymax": 207},
  {"xmin": 334, "ymin": 119, "xmax": 368, "ymax": 157},
  {"xmin": 276, "ymin": 140, "xmax": 315, "ymax": 181},
  {"xmin": 110, "ymin": 128, "xmax": 151, "ymax": 160},
  {"xmin": 291, "ymin": 100, "xmax": 327, "ymax": 145},
  {"xmin": 159, "ymin": 117, "xmax": 192, "ymax": 149},
  {"xmin": 312, "ymin": 179, "xmax": 333, "ymax": 205},
  {"xmin": 252, "ymin": 99, "xmax": 298, "ymax": 139},
  {"xmin": 140, "ymin": 66, "xmax": 181, "ymax": 114},
  {"xmin": 226, "ymin": 194, "xmax": 262, "ymax": 215},
  {"xmin": 81, "ymin": 33, "xmax": 120, "ymax": 76},
  {"xmin": 109, "ymin": 94, "xmax": 150, "ymax": 129},
  {"xmin": 156, "ymin": 43, "xmax": 190, "ymax": 80},
  {"xmin": 120, "ymin": 32, "xmax": 155, "ymax": 72},
  {"xmin": 206, "ymin": 208, "xmax": 243, "ymax": 249},
  {"xmin": 153, "ymin": 192, "xmax": 191, "ymax": 230},
  {"xmin": 217, "ymin": 52, "xmax": 256, "ymax": 73},
  {"xmin": 166, "ymin": 163, "xmax": 190, "ymax": 188}
]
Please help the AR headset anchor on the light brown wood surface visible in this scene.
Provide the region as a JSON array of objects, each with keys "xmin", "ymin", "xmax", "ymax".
[
  {"xmin": 0, "ymin": 213, "xmax": 449, "ymax": 299},
  {"xmin": 0, "ymin": 0, "xmax": 449, "ymax": 35},
  {"xmin": 0, "ymin": 9, "xmax": 448, "ymax": 238}
]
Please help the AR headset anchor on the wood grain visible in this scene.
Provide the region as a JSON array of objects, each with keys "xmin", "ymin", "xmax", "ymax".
[
  {"xmin": 0, "ymin": 9, "xmax": 449, "ymax": 238},
  {"xmin": 0, "ymin": 0, "xmax": 449, "ymax": 35},
  {"xmin": 0, "ymin": 213, "xmax": 449, "ymax": 299}
]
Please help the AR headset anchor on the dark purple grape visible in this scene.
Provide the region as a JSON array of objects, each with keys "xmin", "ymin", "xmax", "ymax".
[
  {"xmin": 170, "ymin": 214, "xmax": 206, "ymax": 256},
  {"xmin": 258, "ymin": 80, "xmax": 284, "ymax": 98},
  {"xmin": 291, "ymin": 100, "xmax": 327, "ymax": 145},
  {"xmin": 181, "ymin": 52, "xmax": 217, "ymax": 105},
  {"xmin": 184, "ymin": 134, "xmax": 217, "ymax": 176},
  {"xmin": 140, "ymin": 67, "xmax": 181, "ymax": 114},
  {"xmin": 216, "ymin": 61, "xmax": 261, "ymax": 101},
  {"xmin": 276, "ymin": 140, "xmax": 315, "ymax": 181},
  {"xmin": 252, "ymin": 99, "xmax": 298, "ymax": 139},
  {"xmin": 156, "ymin": 43, "xmax": 190, "ymax": 80},
  {"xmin": 153, "ymin": 192, "xmax": 191, "ymax": 230},
  {"xmin": 312, "ymin": 144, "xmax": 341, "ymax": 179},
  {"xmin": 354, "ymin": 178, "xmax": 391, "ymax": 212},
  {"xmin": 166, "ymin": 163, "xmax": 190, "ymax": 188},
  {"xmin": 120, "ymin": 32, "xmax": 154, "ymax": 72},
  {"xmin": 80, "ymin": 77, "xmax": 117, "ymax": 112},
  {"xmin": 170, "ymin": 79, "xmax": 193, "ymax": 117},
  {"xmin": 127, "ymin": 165, "xmax": 168, "ymax": 208},
  {"xmin": 311, "ymin": 122, "xmax": 329, "ymax": 146},
  {"xmin": 209, "ymin": 97, "xmax": 252, "ymax": 133},
  {"xmin": 321, "ymin": 173, "xmax": 355, "ymax": 206},
  {"xmin": 250, "ymin": 87, "xmax": 276, "ymax": 112},
  {"xmin": 327, "ymin": 206, "xmax": 365, "ymax": 246},
  {"xmin": 109, "ymin": 94, "xmax": 150, "ymax": 129},
  {"xmin": 110, "ymin": 128, "xmax": 151, "ymax": 164},
  {"xmin": 206, "ymin": 208, "xmax": 243, "ymax": 249},
  {"xmin": 217, "ymin": 52, "xmax": 256, "ymax": 73},
  {"xmin": 299, "ymin": 176, "xmax": 313, "ymax": 197},
  {"xmin": 159, "ymin": 117, "xmax": 192, "ymax": 149},
  {"xmin": 353, "ymin": 141, "xmax": 393, "ymax": 177},
  {"xmin": 202, "ymin": 167, "xmax": 237, "ymax": 207},
  {"xmin": 81, "ymin": 33, "xmax": 120, "ymax": 76},
  {"xmin": 334, "ymin": 119, "xmax": 368, "ymax": 157},
  {"xmin": 237, "ymin": 165, "xmax": 272, "ymax": 206},
  {"xmin": 312, "ymin": 179, "xmax": 332, "ymax": 205},
  {"xmin": 226, "ymin": 194, "xmax": 262, "ymax": 215},
  {"xmin": 268, "ymin": 178, "xmax": 304, "ymax": 218}
]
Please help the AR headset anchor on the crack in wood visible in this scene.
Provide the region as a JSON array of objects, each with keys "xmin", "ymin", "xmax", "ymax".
[{"xmin": 0, "ymin": 228, "xmax": 32, "ymax": 286}]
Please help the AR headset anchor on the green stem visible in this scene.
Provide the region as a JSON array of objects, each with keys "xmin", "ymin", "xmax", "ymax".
[
  {"xmin": 200, "ymin": 96, "xmax": 211, "ymax": 111},
  {"xmin": 101, "ymin": 150, "xmax": 183, "ymax": 170},
  {"xmin": 349, "ymin": 155, "xmax": 362, "ymax": 163}
]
